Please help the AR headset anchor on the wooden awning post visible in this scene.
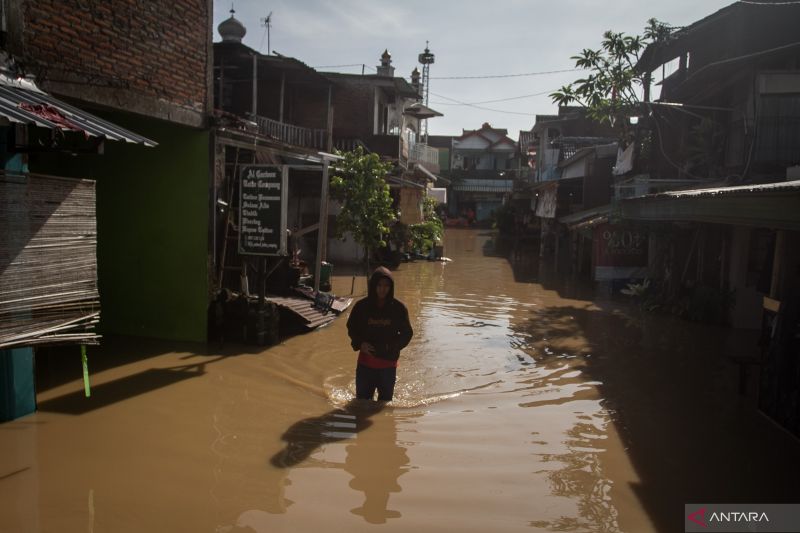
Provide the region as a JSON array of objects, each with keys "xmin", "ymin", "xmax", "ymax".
[
  {"xmin": 279, "ymin": 72, "xmax": 285, "ymax": 123},
  {"xmin": 252, "ymin": 54, "xmax": 258, "ymax": 116},
  {"xmin": 314, "ymin": 159, "xmax": 331, "ymax": 292}
]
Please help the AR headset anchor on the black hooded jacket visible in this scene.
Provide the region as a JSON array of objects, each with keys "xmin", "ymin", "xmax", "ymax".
[{"xmin": 346, "ymin": 267, "xmax": 413, "ymax": 362}]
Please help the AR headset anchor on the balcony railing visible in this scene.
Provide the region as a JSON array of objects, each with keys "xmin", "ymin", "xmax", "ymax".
[
  {"xmin": 409, "ymin": 143, "xmax": 439, "ymax": 173},
  {"xmin": 253, "ymin": 115, "xmax": 328, "ymax": 150},
  {"xmin": 333, "ymin": 138, "xmax": 368, "ymax": 153}
]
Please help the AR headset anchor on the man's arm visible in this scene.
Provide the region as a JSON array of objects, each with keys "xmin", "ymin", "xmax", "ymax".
[
  {"xmin": 396, "ymin": 303, "xmax": 413, "ymax": 351},
  {"xmin": 346, "ymin": 302, "xmax": 364, "ymax": 351}
]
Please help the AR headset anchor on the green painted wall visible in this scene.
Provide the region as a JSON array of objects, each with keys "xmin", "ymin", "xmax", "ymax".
[
  {"xmin": 0, "ymin": 349, "xmax": 35, "ymax": 422},
  {"xmin": 29, "ymin": 114, "xmax": 210, "ymax": 342}
]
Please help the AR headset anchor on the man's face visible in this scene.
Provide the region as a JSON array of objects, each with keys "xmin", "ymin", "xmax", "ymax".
[{"xmin": 376, "ymin": 278, "xmax": 391, "ymax": 300}]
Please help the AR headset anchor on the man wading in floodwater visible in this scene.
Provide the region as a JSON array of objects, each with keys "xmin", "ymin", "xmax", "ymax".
[{"xmin": 346, "ymin": 267, "xmax": 413, "ymax": 402}]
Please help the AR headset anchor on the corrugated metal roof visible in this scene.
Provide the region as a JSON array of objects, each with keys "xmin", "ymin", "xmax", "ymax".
[
  {"xmin": 619, "ymin": 179, "xmax": 800, "ymax": 230},
  {"xmin": 559, "ymin": 204, "xmax": 611, "ymax": 229},
  {"xmin": 267, "ymin": 291, "xmax": 353, "ymax": 330},
  {"xmin": 0, "ymin": 76, "xmax": 157, "ymax": 146},
  {"xmin": 633, "ymin": 179, "xmax": 800, "ymax": 200}
]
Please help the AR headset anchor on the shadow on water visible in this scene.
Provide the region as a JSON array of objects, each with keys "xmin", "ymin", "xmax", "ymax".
[
  {"xmin": 35, "ymin": 335, "xmax": 264, "ymax": 414},
  {"xmin": 513, "ymin": 304, "xmax": 800, "ymax": 533},
  {"xmin": 270, "ymin": 399, "xmax": 385, "ymax": 468},
  {"xmin": 38, "ymin": 361, "xmax": 208, "ymax": 415}
]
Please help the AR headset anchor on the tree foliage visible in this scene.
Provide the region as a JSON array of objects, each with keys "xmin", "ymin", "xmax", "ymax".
[
  {"xmin": 550, "ymin": 18, "xmax": 674, "ymax": 128},
  {"xmin": 408, "ymin": 196, "xmax": 444, "ymax": 254},
  {"xmin": 329, "ymin": 147, "xmax": 396, "ymax": 259}
]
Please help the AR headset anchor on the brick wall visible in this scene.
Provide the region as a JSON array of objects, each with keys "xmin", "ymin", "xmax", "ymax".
[{"xmin": 12, "ymin": 0, "xmax": 211, "ymax": 127}]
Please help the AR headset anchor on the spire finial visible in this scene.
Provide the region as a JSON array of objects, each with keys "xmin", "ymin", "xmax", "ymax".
[{"xmin": 230, "ymin": 3, "xmax": 235, "ymax": 17}]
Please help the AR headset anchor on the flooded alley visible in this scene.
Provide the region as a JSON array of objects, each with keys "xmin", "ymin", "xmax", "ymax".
[{"xmin": 1, "ymin": 229, "xmax": 799, "ymax": 533}]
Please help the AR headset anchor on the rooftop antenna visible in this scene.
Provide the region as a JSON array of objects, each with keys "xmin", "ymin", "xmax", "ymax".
[
  {"xmin": 418, "ymin": 41, "xmax": 435, "ymax": 143},
  {"xmin": 260, "ymin": 11, "xmax": 273, "ymax": 54}
]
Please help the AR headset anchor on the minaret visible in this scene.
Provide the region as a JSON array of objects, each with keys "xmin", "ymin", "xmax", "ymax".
[
  {"xmin": 411, "ymin": 67, "xmax": 421, "ymax": 96},
  {"xmin": 376, "ymin": 49, "xmax": 395, "ymax": 77}
]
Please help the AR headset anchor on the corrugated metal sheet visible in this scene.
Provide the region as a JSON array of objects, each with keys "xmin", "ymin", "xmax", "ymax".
[
  {"xmin": 638, "ymin": 179, "xmax": 800, "ymax": 199},
  {"xmin": 0, "ymin": 76, "xmax": 157, "ymax": 146},
  {"xmin": 620, "ymin": 179, "xmax": 800, "ymax": 230},
  {"xmin": 559, "ymin": 204, "xmax": 612, "ymax": 229},
  {"xmin": 267, "ymin": 293, "xmax": 353, "ymax": 330}
]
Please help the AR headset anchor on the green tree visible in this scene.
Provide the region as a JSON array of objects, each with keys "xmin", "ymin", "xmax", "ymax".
[
  {"xmin": 408, "ymin": 196, "xmax": 444, "ymax": 255},
  {"xmin": 550, "ymin": 18, "xmax": 674, "ymax": 129},
  {"xmin": 329, "ymin": 147, "xmax": 396, "ymax": 271}
]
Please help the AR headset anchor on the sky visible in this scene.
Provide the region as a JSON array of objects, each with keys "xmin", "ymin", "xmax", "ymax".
[{"xmin": 213, "ymin": 0, "xmax": 735, "ymax": 140}]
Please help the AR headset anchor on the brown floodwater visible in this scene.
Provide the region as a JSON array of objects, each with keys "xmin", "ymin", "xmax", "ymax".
[{"xmin": 1, "ymin": 229, "xmax": 798, "ymax": 533}]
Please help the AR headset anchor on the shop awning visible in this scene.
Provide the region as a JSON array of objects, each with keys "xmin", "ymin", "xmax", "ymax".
[
  {"xmin": 0, "ymin": 76, "xmax": 157, "ymax": 147},
  {"xmin": 620, "ymin": 179, "xmax": 800, "ymax": 231},
  {"xmin": 403, "ymin": 102, "xmax": 443, "ymax": 119}
]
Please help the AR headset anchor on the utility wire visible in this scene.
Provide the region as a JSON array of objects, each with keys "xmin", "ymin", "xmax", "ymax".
[
  {"xmin": 429, "ymin": 91, "xmax": 539, "ymax": 116},
  {"xmin": 431, "ymin": 68, "xmax": 579, "ymax": 80},
  {"xmin": 685, "ymin": 40, "xmax": 800, "ymax": 83},
  {"xmin": 430, "ymin": 89, "xmax": 556, "ymax": 106},
  {"xmin": 311, "ymin": 65, "xmax": 575, "ymax": 78},
  {"xmin": 736, "ymin": 0, "xmax": 800, "ymax": 4},
  {"xmin": 313, "ymin": 63, "xmax": 376, "ymax": 70}
]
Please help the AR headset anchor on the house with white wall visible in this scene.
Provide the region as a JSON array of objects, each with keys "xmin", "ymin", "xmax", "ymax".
[{"xmin": 449, "ymin": 123, "xmax": 517, "ymax": 221}]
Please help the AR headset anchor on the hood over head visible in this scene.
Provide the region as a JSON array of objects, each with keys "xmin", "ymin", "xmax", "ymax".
[{"xmin": 368, "ymin": 266, "xmax": 395, "ymax": 301}]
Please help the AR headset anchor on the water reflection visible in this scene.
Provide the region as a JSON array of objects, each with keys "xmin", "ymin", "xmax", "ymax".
[
  {"xmin": 529, "ymin": 420, "xmax": 619, "ymax": 532},
  {"xmin": 345, "ymin": 412, "xmax": 410, "ymax": 524}
]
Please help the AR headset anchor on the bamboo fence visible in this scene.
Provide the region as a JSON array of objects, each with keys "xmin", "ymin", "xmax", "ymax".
[{"xmin": 1, "ymin": 171, "xmax": 101, "ymax": 349}]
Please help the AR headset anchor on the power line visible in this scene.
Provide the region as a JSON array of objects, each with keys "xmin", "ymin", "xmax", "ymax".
[
  {"xmin": 736, "ymin": 0, "xmax": 800, "ymax": 4},
  {"xmin": 311, "ymin": 65, "xmax": 577, "ymax": 79},
  {"xmin": 313, "ymin": 63, "xmax": 376, "ymax": 70},
  {"xmin": 431, "ymin": 68, "xmax": 579, "ymax": 80},
  {"xmin": 429, "ymin": 91, "xmax": 539, "ymax": 116},
  {"xmin": 430, "ymin": 89, "xmax": 556, "ymax": 106}
]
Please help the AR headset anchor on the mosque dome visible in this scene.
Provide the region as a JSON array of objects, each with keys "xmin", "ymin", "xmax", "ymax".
[{"xmin": 218, "ymin": 9, "xmax": 246, "ymax": 43}]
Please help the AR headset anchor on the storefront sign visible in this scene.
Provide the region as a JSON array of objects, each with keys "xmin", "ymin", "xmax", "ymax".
[
  {"xmin": 593, "ymin": 223, "xmax": 648, "ymax": 280},
  {"xmin": 239, "ymin": 165, "xmax": 287, "ymax": 256}
]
